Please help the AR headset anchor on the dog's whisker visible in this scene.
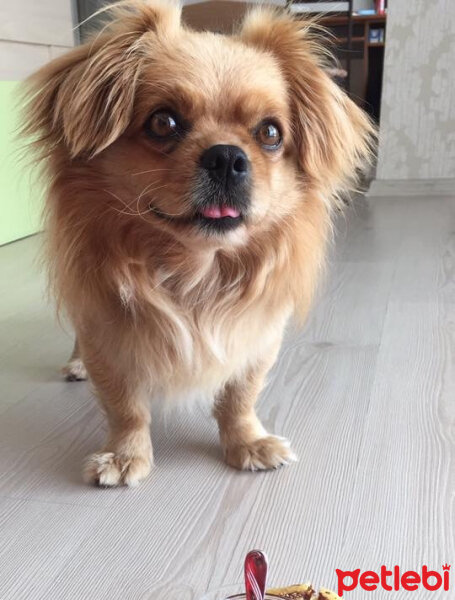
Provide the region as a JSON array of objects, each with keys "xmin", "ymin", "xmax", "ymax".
[
  {"xmin": 134, "ymin": 182, "xmax": 171, "ymax": 222},
  {"xmin": 103, "ymin": 185, "xmax": 191, "ymax": 222},
  {"xmin": 131, "ymin": 168, "xmax": 173, "ymax": 176},
  {"xmin": 102, "ymin": 189, "xmax": 141, "ymax": 216}
]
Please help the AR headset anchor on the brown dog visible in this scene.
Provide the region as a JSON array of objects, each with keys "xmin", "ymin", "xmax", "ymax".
[{"xmin": 22, "ymin": 0, "xmax": 374, "ymax": 486}]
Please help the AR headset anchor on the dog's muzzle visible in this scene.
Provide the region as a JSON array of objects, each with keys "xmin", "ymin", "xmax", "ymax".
[{"xmin": 193, "ymin": 144, "xmax": 251, "ymax": 233}]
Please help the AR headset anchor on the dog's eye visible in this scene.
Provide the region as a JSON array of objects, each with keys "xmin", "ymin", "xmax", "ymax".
[
  {"xmin": 256, "ymin": 121, "xmax": 282, "ymax": 150},
  {"xmin": 145, "ymin": 110, "xmax": 180, "ymax": 140}
]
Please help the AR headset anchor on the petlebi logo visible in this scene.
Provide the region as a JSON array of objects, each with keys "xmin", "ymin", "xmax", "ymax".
[{"xmin": 335, "ymin": 564, "xmax": 451, "ymax": 596}]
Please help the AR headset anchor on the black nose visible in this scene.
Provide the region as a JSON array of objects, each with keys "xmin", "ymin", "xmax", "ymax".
[{"xmin": 200, "ymin": 144, "xmax": 249, "ymax": 187}]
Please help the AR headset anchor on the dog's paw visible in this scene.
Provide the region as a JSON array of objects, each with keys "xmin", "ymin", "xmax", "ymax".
[
  {"xmin": 62, "ymin": 358, "xmax": 87, "ymax": 381},
  {"xmin": 83, "ymin": 451, "xmax": 152, "ymax": 487},
  {"xmin": 223, "ymin": 435, "xmax": 297, "ymax": 471}
]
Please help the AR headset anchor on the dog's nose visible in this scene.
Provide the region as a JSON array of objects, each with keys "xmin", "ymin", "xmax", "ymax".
[{"xmin": 200, "ymin": 145, "xmax": 249, "ymax": 187}]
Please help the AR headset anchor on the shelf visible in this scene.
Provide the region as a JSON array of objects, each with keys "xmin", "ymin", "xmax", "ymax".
[
  {"xmin": 335, "ymin": 36, "xmax": 366, "ymax": 44},
  {"xmin": 320, "ymin": 13, "xmax": 387, "ymax": 24}
]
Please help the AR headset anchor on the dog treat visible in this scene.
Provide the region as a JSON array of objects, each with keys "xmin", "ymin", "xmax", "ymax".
[
  {"xmin": 267, "ymin": 584, "xmax": 340, "ymax": 600},
  {"xmin": 318, "ymin": 589, "xmax": 340, "ymax": 600},
  {"xmin": 268, "ymin": 584, "xmax": 315, "ymax": 599}
]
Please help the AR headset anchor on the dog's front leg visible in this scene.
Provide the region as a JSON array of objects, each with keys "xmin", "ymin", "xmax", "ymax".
[
  {"xmin": 82, "ymin": 349, "xmax": 152, "ymax": 487},
  {"xmin": 214, "ymin": 360, "xmax": 297, "ymax": 471}
]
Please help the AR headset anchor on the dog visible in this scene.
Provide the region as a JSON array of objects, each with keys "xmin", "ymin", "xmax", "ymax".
[{"xmin": 22, "ymin": 0, "xmax": 374, "ymax": 487}]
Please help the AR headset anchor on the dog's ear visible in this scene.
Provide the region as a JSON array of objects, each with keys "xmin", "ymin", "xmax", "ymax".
[
  {"xmin": 240, "ymin": 8, "xmax": 375, "ymax": 199},
  {"xmin": 21, "ymin": 1, "xmax": 181, "ymax": 159}
]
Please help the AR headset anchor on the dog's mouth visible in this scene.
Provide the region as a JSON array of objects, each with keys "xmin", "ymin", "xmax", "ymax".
[{"xmin": 149, "ymin": 203, "xmax": 245, "ymax": 233}]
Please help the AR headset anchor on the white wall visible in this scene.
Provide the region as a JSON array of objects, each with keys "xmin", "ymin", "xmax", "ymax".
[
  {"xmin": 376, "ymin": 0, "xmax": 455, "ymax": 180},
  {"xmin": 0, "ymin": 0, "xmax": 75, "ymax": 80}
]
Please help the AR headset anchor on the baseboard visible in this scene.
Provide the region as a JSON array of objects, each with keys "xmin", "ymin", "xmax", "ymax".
[{"xmin": 366, "ymin": 178, "xmax": 455, "ymax": 197}]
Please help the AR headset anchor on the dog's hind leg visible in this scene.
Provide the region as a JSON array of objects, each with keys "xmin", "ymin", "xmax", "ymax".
[{"xmin": 62, "ymin": 339, "xmax": 88, "ymax": 381}]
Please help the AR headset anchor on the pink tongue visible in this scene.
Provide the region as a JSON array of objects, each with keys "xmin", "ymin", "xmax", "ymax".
[{"xmin": 201, "ymin": 205, "xmax": 240, "ymax": 219}]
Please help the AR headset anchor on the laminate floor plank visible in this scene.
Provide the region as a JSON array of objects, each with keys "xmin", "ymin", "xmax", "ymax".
[
  {"xmin": 0, "ymin": 496, "xmax": 106, "ymax": 600},
  {"xmin": 337, "ymin": 298, "xmax": 455, "ymax": 598}
]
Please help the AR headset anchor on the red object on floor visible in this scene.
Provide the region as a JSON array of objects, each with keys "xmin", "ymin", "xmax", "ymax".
[{"xmin": 245, "ymin": 550, "xmax": 268, "ymax": 600}]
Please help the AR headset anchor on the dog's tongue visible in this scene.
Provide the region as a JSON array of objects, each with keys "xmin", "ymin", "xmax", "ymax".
[{"xmin": 201, "ymin": 205, "xmax": 240, "ymax": 219}]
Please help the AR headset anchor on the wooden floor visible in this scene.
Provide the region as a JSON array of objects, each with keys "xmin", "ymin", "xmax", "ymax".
[{"xmin": 0, "ymin": 195, "xmax": 453, "ymax": 599}]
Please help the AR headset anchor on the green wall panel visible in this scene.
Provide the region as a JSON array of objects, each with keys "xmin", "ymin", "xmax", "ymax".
[{"xmin": 0, "ymin": 81, "xmax": 43, "ymax": 245}]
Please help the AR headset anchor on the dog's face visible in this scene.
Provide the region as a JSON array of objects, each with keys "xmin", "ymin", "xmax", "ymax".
[
  {"xmin": 111, "ymin": 33, "xmax": 293, "ymax": 245},
  {"xmin": 25, "ymin": 2, "xmax": 373, "ymax": 248}
]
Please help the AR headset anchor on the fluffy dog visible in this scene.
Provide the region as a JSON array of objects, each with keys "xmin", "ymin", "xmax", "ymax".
[{"xmin": 22, "ymin": 0, "xmax": 374, "ymax": 486}]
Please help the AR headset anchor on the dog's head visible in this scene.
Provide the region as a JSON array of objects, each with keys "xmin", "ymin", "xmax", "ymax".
[{"xmin": 23, "ymin": 0, "xmax": 374, "ymax": 247}]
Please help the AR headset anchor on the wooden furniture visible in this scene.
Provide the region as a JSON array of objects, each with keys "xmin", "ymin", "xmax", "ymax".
[
  {"xmin": 288, "ymin": 1, "xmax": 354, "ymax": 93},
  {"xmin": 287, "ymin": 3, "xmax": 386, "ymax": 118},
  {"xmin": 319, "ymin": 13, "xmax": 387, "ymax": 120}
]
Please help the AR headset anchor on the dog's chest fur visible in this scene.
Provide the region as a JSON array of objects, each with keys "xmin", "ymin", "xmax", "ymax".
[{"xmin": 119, "ymin": 248, "xmax": 292, "ymax": 398}]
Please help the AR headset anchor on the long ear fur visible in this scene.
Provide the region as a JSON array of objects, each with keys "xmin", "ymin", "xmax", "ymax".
[
  {"xmin": 240, "ymin": 8, "xmax": 376, "ymax": 202},
  {"xmin": 20, "ymin": 0, "xmax": 181, "ymax": 159}
]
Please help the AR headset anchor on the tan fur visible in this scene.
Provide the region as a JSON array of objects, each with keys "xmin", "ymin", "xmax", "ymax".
[
  {"xmin": 21, "ymin": 0, "xmax": 374, "ymax": 486},
  {"xmin": 62, "ymin": 340, "xmax": 87, "ymax": 381}
]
